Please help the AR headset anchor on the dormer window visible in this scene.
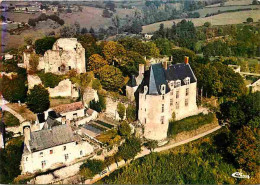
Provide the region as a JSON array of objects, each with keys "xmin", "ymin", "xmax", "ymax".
[
  {"xmin": 160, "ymin": 84, "xmax": 166, "ymax": 95},
  {"xmin": 184, "ymin": 77, "xmax": 190, "ymax": 85},
  {"xmin": 175, "ymin": 80, "xmax": 181, "ymax": 88}
]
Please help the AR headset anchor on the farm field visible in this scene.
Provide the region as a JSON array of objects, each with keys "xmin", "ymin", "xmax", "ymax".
[
  {"xmin": 193, "ymin": 4, "xmax": 259, "ymax": 17},
  {"xmin": 206, "ymin": 0, "xmax": 253, "ymax": 7},
  {"xmin": 142, "ymin": 9, "xmax": 260, "ymax": 33}
]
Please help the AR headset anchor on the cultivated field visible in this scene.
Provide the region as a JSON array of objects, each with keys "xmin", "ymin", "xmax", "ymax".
[
  {"xmin": 206, "ymin": 0, "xmax": 253, "ymax": 7},
  {"xmin": 194, "ymin": 4, "xmax": 259, "ymax": 17},
  {"xmin": 142, "ymin": 9, "xmax": 260, "ymax": 33}
]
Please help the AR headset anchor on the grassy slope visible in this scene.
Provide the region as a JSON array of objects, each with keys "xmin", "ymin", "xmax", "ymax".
[{"xmin": 142, "ymin": 9, "xmax": 260, "ymax": 33}]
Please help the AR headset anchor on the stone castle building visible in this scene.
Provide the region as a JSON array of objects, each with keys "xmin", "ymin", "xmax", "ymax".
[
  {"xmin": 24, "ymin": 38, "xmax": 86, "ymax": 74},
  {"xmin": 127, "ymin": 58, "xmax": 198, "ymax": 140}
]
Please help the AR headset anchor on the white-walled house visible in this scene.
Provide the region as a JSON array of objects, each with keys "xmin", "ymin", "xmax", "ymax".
[
  {"xmin": 37, "ymin": 102, "xmax": 98, "ymax": 127},
  {"xmin": 126, "ymin": 58, "xmax": 198, "ymax": 141},
  {"xmin": 21, "ymin": 124, "xmax": 94, "ymax": 174}
]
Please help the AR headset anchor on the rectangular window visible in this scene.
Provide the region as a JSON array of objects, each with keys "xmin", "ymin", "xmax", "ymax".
[
  {"xmin": 176, "ymin": 90, "xmax": 179, "ymax": 99},
  {"xmin": 170, "ymin": 99, "xmax": 173, "ymax": 106},
  {"xmin": 161, "ymin": 116, "xmax": 164, "ymax": 124},
  {"xmin": 186, "ymin": 88, "xmax": 189, "ymax": 96},
  {"xmin": 80, "ymin": 151, "xmax": 83, "ymax": 155},
  {"xmin": 65, "ymin": 154, "xmax": 69, "ymax": 161},
  {"xmin": 176, "ymin": 102, "xmax": 179, "ymax": 109},
  {"xmin": 68, "ymin": 66, "xmax": 71, "ymax": 70},
  {"xmin": 50, "ymin": 150, "xmax": 53, "ymax": 154},
  {"xmin": 162, "ymin": 95, "xmax": 164, "ymax": 100},
  {"xmin": 41, "ymin": 161, "xmax": 46, "ymax": 168},
  {"xmin": 58, "ymin": 67, "xmax": 60, "ymax": 71},
  {"xmin": 170, "ymin": 90, "xmax": 173, "ymax": 96},
  {"xmin": 162, "ymin": 104, "xmax": 164, "ymax": 113},
  {"xmin": 63, "ymin": 146, "xmax": 66, "ymax": 151},
  {"xmin": 185, "ymin": 99, "xmax": 189, "ymax": 106},
  {"xmin": 39, "ymin": 152, "xmax": 43, "ymax": 157}
]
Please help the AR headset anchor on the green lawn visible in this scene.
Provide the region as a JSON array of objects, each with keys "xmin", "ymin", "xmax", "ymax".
[
  {"xmin": 2, "ymin": 111, "xmax": 20, "ymax": 127},
  {"xmin": 168, "ymin": 113, "xmax": 216, "ymax": 137}
]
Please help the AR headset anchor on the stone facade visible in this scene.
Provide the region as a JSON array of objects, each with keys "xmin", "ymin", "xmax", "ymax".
[
  {"xmin": 23, "ymin": 38, "xmax": 86, "ymax": 75},
  {"xmin": 82, "ymin": 87, "xmax": 99, "ymax": 107},
  {"xmin": 43, "ymin": 38, "xmax": 86, "ymax": 74},
  {"xmin": 48, "ymin": 79, "xmax": 79, "ymax": 98},
  {"xmin": 126, "ymin": 60, "xmax": 198, "ymax": 141}
]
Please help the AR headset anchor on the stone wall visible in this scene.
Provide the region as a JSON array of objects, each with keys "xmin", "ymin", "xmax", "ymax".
[
  {"xmin": 83, "ymin": 87, "xmax": 99, "ymax": 107},
  {"xmin": 104, "ymin": 97, "xmax": 127, "ymax": 121},
  {"xmin": 48, "ymin": 79, "xmax": 79, "ymax": 98},
  {"xmin": 27, "ymin": 74, "xmax": 42, "ymax": 89},
  {"xmin": 43, "ymin": 38, "xmax": 86, "ymax": 74}
]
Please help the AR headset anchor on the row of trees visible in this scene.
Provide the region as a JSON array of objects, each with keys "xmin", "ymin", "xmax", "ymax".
[{"xmin": 28, "ymin": 14, "xmax": 64, "ymax": 27}]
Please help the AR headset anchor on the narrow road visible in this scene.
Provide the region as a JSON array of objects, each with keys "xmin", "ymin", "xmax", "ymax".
[
  {"xmin": 1, "ymin": 105, "xmax": 25, "ymax": 123},
  {"xmin": 88, "ymin": 125, "xmax": 222, "ymax": 184}
]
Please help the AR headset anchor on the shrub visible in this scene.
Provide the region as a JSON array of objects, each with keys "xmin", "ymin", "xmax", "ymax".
[
  {"xmin": 92, "ymin": 79, "xmax": 102, "ymax": 90},
  {"xmin": 26, "ymin": 85, "xmax": 50, "ymax": 113},
  {"xmin": 118, "ymin": 121, "xmax": 131, "ymax": 137},
  {"xmin": 117, "ymin": 102, "xmax": 125, "ymax": 120},
  {"xmin": 80, "ymin": 159, "xmax": 105, "ymax": 179},
  {"xmin": 246, "ymin": 17, "xmax": 253, "ymax": 23},
  {"xmin": 34, "ymin": 37, "xmax": 57, "ymax": 55},
  {"xmin": 37, "ymin": 72, "xmax": 63, "ymax": 88},
  {"xmin": 126, "ymin": 104, "xmax": 136, "ymax": 122},
  {"xmin": 168, "ymin": 113, "xmax": 215, "ymax": 137},
  {"xmin": 2, "ymin": 111, "xmax": 20, "ymax": 127}
]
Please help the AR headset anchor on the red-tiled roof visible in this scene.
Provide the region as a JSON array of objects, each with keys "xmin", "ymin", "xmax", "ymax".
[{"xmin": 52, "ymin": 102, "xmax": 84, "ymax": 114}]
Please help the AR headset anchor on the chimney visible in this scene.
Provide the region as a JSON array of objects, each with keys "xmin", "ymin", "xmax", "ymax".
[
  {"xmin": 139, "ymin": 64, "xmax": 145, "ymax": 76},
  {"xmin": 184, "ymin": 56, "xmax": 189, "ymax": 64},
  {"xmin": 163, "ymin": 61, "xmax": 167, "ymax": 70},
  {"xmin": 24, "ymin": 126, "xmax": 31, "ymax": 153}
]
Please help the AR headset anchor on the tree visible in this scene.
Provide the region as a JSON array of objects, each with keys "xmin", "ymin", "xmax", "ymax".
[
  {"xmin": 102, "ymin": 9, "xmax": 112, "ymax": 18},
  {"xmin": 34, "ymin": 37, "xmax": 57, "ymax": 55},
  {"xmin": 171, "ymin": 48, "xmax": 196, "ymax": 64},
  {"xmin": 26, "ymin": 85, "xmax": 50, "ymax": 113},
  {"xmin": 0, "ymin": 73, "xmax": 27, "ymax": 103},
  {"xmin": 88, "ymin": 54, "xmax": 108, "ymax": 75},
  {"xmin": 99, "ymin": 65, "xmax": 125, "ymax": 91},
  {"xmin": 204, "ymin": 22, "xmax": 211, "ymax": 27},
  {"xmin": 103, "ymin": 41, "xmax": 126, "ymax": 64},
  {"xmin": 28, "ymin": 18, "xmax": 36, "ymax": 27},
  {"xmin": 112, "ymin": 15, "xmax": 120, "ymax": 34},
  {"xmin": 74, "ymin": 21, "xmax": 81, "ymax": 35},
  {"xmin": 145, "ymin": 140, "xmax": 158, "ymax": 151},
  {"xmin": 154, "ymin": 38, "xmax": 174, "ymax": 56},
  {"xmin": 28, "ymin": 53, "xmax": 39, "ymax": 74},
  {"xmin": 118, "ymin": 121, "xmax": 131, "ymax": 137},
  {"xmin": 228, "ymin": 126, "xmax": 258, "ymax": 172},
  {"xmin": 246, "ymin": 17, "xmax": 253, "ymax": 23},
  {"xmin": 126, "ymin": 104, "xmax": 136, "ymax": 122},
  {"xmin": 80, "ymin": 159, "xmax": 105, "ymax": 179},
  {"xmin": 89, "ymin": 99, "xmax": 102, "ymax": 112},
  {"xmin": 0, "ymin": 137, "xmax": 23, "ymax": 184},
  {"xmin": 118, "ymin": 137, "xmax": 141, "ymax": 161},
  {"xmin": 117, "ymin": 102, "xmax": 126, "ymax": 120},
  {"xmin": 252, "ymin": 0, "xmax": 259, "ymax": 5},
  {"xmin": 60, "ymin": 25, "xmax": 76, "ymax": 38},
  {"xmin": 81, "ymin": 27, "xmax": 88, "ymax": 34},
  {"xmin": 24, "ymin": 36, "xmax": 33, "ymax": 45}
]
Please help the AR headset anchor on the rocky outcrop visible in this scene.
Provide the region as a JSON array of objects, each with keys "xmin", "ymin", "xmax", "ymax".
[
  {"xmin": 27, "ymin": 75, "xmax": 42, "ymax": 89},
  {"xmin": 83, "ymin": 87, "xmax": 98, "ymax": 107}
]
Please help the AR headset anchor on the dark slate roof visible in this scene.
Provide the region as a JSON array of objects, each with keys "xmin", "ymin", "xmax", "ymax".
[
  {"xmin": 37, "ymin": 113, "xmax": 45, "ymax": 123},
  {"xmin": 138, "ymin": 63, "xmax": 196, "ymax": 95},
  {"xmin": 30, "ymin": 124, "xmax": 75, "ymax": 152},
  {"xmin": 127, "ymin": 75, "xmax": 137, "ymax": 87},
  {"xmin": 43, "ymin": 116, "xmax": 61, "ymax": 130}
]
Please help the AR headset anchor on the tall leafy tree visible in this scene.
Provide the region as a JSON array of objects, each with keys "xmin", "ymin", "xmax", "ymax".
[
  {"xmin": 99, "ymin": 65, "xmax": 125, "ymax": 91},
  {"xmin": 118, "ymin": 137, "xmax": 141, "ymax": 161},
  {"xmin": 26, "ymin": 85, "xmax": 50, "ymax": 113},
  {"xmin": 87, "ymin": 54, "xmax": 108, "ymax": 75},
  {"xmin": 34, "ymin": 37, "xmax": 57, "ymax": 55},
  {"xmin": 0, "ymin": 73, "xmax": 27, "ymax": 103}
]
